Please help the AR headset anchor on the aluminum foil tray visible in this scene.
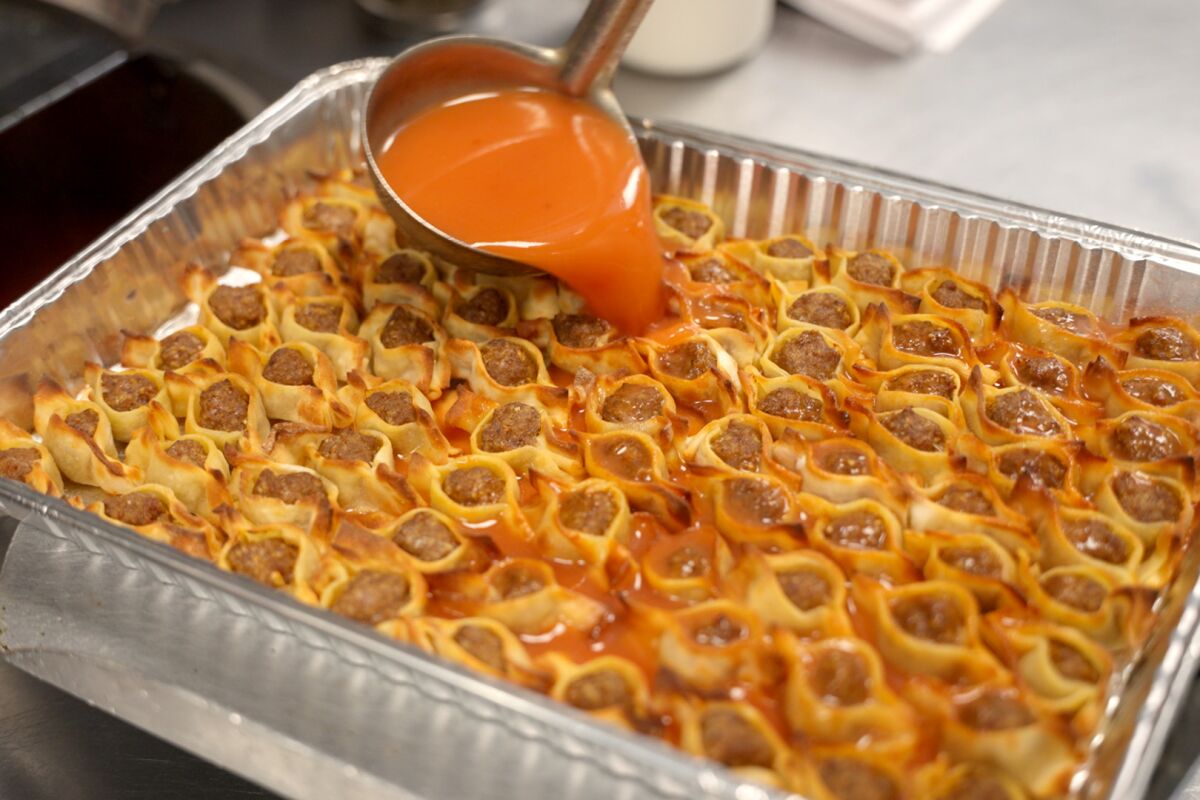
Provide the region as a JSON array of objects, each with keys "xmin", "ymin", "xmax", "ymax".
[{"xmin": 1, "ymin": 58, "xmax": 1199, "ymax": 800}]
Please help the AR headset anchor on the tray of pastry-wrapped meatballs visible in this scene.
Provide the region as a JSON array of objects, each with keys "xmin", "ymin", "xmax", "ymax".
[{"xmin": 0, "ymin": 58, "xmax": 1199, "ymax": 800}]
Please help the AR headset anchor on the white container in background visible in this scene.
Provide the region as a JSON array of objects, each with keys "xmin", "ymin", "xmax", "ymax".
[
  {"xmin": 782, "ymin": 0, "xmax": 1006, "ymax": 54},
  {"xmin": 622, "ymin": 0, "xmax": 775, "ymax": 77}
]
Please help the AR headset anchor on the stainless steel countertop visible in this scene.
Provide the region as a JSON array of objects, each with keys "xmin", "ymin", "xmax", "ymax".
[
  {"xmin": 3, "ymin": 0, "xmax": 1198, "ymax": 798},
  {"xmin": 614, "ymin": 0, "xmax": 1200, "ymax": 244}
]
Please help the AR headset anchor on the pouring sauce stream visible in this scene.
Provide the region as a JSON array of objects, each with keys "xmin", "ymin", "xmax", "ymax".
[{"xmin": 376, "ymin": 87, "xmax": 665, "ymax": 333}]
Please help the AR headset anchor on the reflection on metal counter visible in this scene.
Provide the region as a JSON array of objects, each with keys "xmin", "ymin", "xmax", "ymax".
[
  {"xmin": 613, "ymin": 0, "xmax": 1200, "ymax": 242},
  {"xmin": 0, "ymin": 518, "xmax": 275, "ymax": 799}
]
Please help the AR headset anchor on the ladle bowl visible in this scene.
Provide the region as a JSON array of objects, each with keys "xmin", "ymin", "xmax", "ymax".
[{"xmin": 363, "ymin": 0, "xmax": 654, "ymax": 277}]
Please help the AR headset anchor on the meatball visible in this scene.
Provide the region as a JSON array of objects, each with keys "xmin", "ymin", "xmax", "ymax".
[
  {"xmin": 318, "ymin": 430, "xmax": 382, "ymax": 462},
  {"xmin": 601, "ymin": 383, "xmax": 663, "ymax": 423},
  {"xmin": 376, "ymin": 251, "xmax": 426, "ymax": 284},
  {"xmin": 65, "ymin": 408, "xmax": 100, "ymax": 437},
  {"xmin": 0, "ymin": 447, "xmax": 39, "ymax": 481},
  {"xmin": 692, "ymin": 614, "xmax": 746, "ymax": 646},
  {"xmin": 366, "ymin": 391, "xmax": 417, "ymax": 426},
  {"xmin": 478, "ymin": 402, "xmax": 541, "ymax": 452},
  {"xmin": 778, "ymin": 569, "xmax": 831, "ymax": 610},
  {"xmin": 393, "ymin": 512, "xmax": 458, "ymax": 561},
  {"xmin": 1122, "ymin": 376, "xmax": 1184, "ymax": 407},
  {"xmin": 380, "ymin": 306, "xmax": 434, "ymax": 347},
  {"xmin": 552, "ymin": 313, "xmax": 611, "ymax": 348},
  {"xmin": 724, "ymin": 477, "xmax": 787, "ymax": 524},
  {"xmin": 1049, "ymin": 639, "xmax": 1099, "ymax": 683},
  {"xmin": 272, "ymin": 248, "xmax": 321, "ymax": 277},
  {"xmin": 262, "ymin": 348, "xmax": 314, "ymax": 386},
  {"xmin": 101, "ymin": 373, "xmax": 157, "ymax": 412},
  {"xmin": 1032, "ymin": 306, "xmax": 1095, "ymax": 334},
  {"xmin": 700, "ymin": 709, "xmax": 773, "ymax": 768},
  {"xmin": 937, "ymin": 484, "xmax": 995, "ymax": 516},
  {"xmin": 564, "ymin": 670, "xmax": 630, "ymax": 711},
  {"xmin": 443, "ymin": 466, "xmax": 505, "ymax": 506},
  {"xmin": 890, "ymin": 594, "xmax": 964, "ymax": 644},
  {"xmin": 710, "ymin": 422, "xmax": 762, "ymax": 471},
  {"xmin": 815, "ymin": 446, "xmax": 871, "ymax": 476},
  {"xmin": 591, "ymin": 436, "xmax": 654, "ymax": 482},
  {"xmin": 1112, "ymin": 471, "xmax": 1182, "ymax": 523},
  {"xmin": 892, "ymin": 320, "xmax": 961, "ymax": 358},
  {"xmin": 159, "ymin": 330, "xmax": 205, "ymax": 370},
  {"xmin": 104, "ymin": 493, "xmax": 167, "ymax": 526},
  {"xmin": 493, "ymin": 565, "xmax": 546, "ymax": 599},
  {"xmin": 331, "ymin": 570, "xmax": 411, "ymax": 625},
  {"xmin": 766, "ymin": 237, "xmax": 813, "ymax": 260},
  {"xmin": 818, "ymin": 758, "xmax": 898, "ymax": 800},
  {"xmin": 826, "ymin": 509, "xmax": 888, "ymax": 550},
  {"xmin": 208, "ymin": 285, "xmax": 264, "ymax": 331},
  {"xmin": 457, "ymin": 288, "xmax": 509, "ymax": 326},
  {"xmin": 227, "ymin": 539, "xmax": 298, "ymax": 586},
  {"xmin": 660, "ymin": 206, "xmax": 712, "ymax": 240},
  {"xmin": 846, "ymin": 252, "xmax": 896, "ymax": 286},
  {"xmin": 294, "ymin": 302, "xmax": 342, "ymax": 333},
  {"xmin": 480, "ymin": 340, "xmax": 537, "ymax": 386},
  {"xmin": 996, "ymin": 448, "xmax": 1067, "ymax": 488},
  {"xmin": 809, "ymin": 647, "xmax": 870, "ymax": 706},
  {"xmin": 695, "ymin": 296, "xmax": 747, "ymax": 332},
  {"xmin": 688, "ymin": 258, "xmax": 736, "ymax": 283},
  {"xmin": 787, "ymin": 292, "xmax": 852, "ymax": 329},
  {"xmin": 1042, "ymin": 573, "xmax": 1106, "ymax": 612},
  {"xmin": 1136, "ymin": 326, "xmax": 1198, "ymax": 361},
  {"xmin": 658, "ymin": 340, "xmax": 715, "ymax": 380},
  {"xmin": 1109, "ymin": 415, "xmax": 1182, "ymax": 461},
  {"xmin": 302, "ymin": 201, "xmax": 356, "ymax": 236},
  {"xmin": 985, "ymin": 390, "xmax": 1061, "ymax": 436},
  {"xmin": 757, "ymin": 387, "xmax": 822, "ymax": 421},
  {"xmin": 454, "ymin": 625, "xmax": 506, "ymax": 671},
  {"xmin": 885, "ymin": 369, "xmax": 957, "ymax": 398},
  {"xmin": 664, "ymin": 545, "xmax": 710, "ymax": 579},
  {"xmin": 1013, "ymin": 355, "xmax": 1069, "ymax": 395},
  {"xmin": 772, "ymin": 330, "xmax": 840, "ymax": 379},
  {"xmin": 1062, "ymin": 518, "xmax": 1128, "ymax": 564},
  {"xmin": 958, "ymin": 691, "xmax": 1035, "ymax": 730},
  {"xmin": 252, "ymin": 470, "xmax": 326, "ymax": 504},
  {"xmin": 559, "ymin": 490, "xmax": 617, "ymax": 535},
  {"xmin": 940, "ymin": 546, "xmax": 1002, "ymax": 578},
  {"xmin": 939, "ymin": 770, "xmax": 1013, "ymax": 800},
  {"xmin": 166, "ymin": 439, "xmax": 208, "ymax": 468},
  {"xmin": 198, "ymin": 379, "xmax": 248, "ymax": 432},
  {"xmin": 880, "ymin": 409, "xmax": 945, "ymax": 452},
  {"xmin": 932, "ymin": 280, "xmax": 986, "ymax": 310}
]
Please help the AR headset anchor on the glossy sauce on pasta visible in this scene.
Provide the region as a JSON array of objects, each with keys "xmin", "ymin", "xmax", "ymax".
[{"xmin": 376, "ymin": 89, "xmax": 665, "ymax": 333}]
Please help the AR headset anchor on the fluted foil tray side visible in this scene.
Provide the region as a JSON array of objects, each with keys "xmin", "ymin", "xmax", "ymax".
[{"xmin": 0, "ymin": 57, "xmax": 1198, "ymax": 800}]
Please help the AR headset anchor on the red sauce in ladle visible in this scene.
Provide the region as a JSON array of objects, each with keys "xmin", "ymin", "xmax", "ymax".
[{"xmin": 376, "ymin": 87, "xmax": 665, "ymax": 333}]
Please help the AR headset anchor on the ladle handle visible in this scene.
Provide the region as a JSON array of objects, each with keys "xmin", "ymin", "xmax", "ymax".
[{"xmin": 558, "ymin": 0, "xmax": 655, "ymax": 96}]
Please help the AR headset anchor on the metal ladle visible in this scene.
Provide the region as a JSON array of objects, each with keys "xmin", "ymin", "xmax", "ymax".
[{"xmin": 362, "ymin": 0, "xmax": 655, "ymax": 277}]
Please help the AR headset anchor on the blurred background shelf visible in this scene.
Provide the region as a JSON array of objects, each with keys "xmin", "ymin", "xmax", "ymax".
[{"xmin": 135, "ymin": 0, "xmax": 1200, "ymax": 243}]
